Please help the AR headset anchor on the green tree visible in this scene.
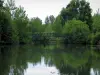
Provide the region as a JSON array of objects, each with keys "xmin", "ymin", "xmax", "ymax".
[
  {"xmin": 13, "ymin": 6, "xmax": 29, "ymax": 44},
  {"xmin": 79, "ymin": 0, "xmax": 92, "ymax": 30},
  {"xmin": 92, "ymin": 13, "xmax": 100, "ymax": 33},
  {"xmin": 60, "ymin": 0, "xmax": 92, "ymax": 30},
  {"xmin": 62, "ymin": 20, "xmax": 90, "ymax": 44},
  {"xmin": 5, "ymin": 0, "xmax": 17, "ymax": 18},
  {"xmin": 60, "ymin": 0, "xmax": 79, "ymax": 25},
  {"xmin": 92, "ymin": 32, "xmax": 100, "ymax": 45},
  {"xmin": 45, "ymin": 16, "xmax": 49, "ymax": 25},
  {"xmin": 45, "ymin": 15, "xmax": 55, "ymax": 25},
  {"xmin": 0, "ymin": 0, "xmax": 12, "ymax": 44},
  {"xmin": 29, "ymin": 17, "xmax": 42, "ymax": 33},
  {"xmin": 4, "ymin": 0, "xmax": 19, "ymax": 43},
  {"xmin": 49, "ymin": 15, "xmax": 55, "ymax": 24},
  {"xmin": 5, "ymin": 0, "xmax": 16, "ymax": 10},
  {"xmin": 53, "ymin": 15, "xmax": 62, "ymax": 34},
  {"xmin": 0, "ymin": 0, "xmax": 3, "ymax": 7},
  {"xmin": 45, "ymin": 25, "xmax": 53, "ymax": 33}
]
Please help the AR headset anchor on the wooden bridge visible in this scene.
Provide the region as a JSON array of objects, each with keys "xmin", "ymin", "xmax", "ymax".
[{"xmin": 32, "ymin": 32, "xmax": 65, "ymax": 43}]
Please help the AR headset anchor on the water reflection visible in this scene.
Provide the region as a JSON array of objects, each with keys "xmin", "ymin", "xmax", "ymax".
[
  {"xmin": 25, "ymin": 57, "xmax": 59, "ymax": 75},
  {"xmin": 0, "ymin": 45, "xmax": 100, "ymax": 75}
]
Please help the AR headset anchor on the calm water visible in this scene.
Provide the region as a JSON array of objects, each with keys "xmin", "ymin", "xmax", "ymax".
[{"xmin": 0, "ymin": 45, "xmax": 100, "ymax": 75}]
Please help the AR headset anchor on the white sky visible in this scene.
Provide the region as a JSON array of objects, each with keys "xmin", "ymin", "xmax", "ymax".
[{"xmin": 15, "ymin": 0, "xmax": 100, "ymax": 22}]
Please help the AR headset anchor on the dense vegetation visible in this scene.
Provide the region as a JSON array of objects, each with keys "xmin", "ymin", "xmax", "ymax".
[
  {"xmin": 0, "ymin": 0, "xmax": 100, "ymax": 45},
  {"xmin": 62, "ymin": 20, "xmax": 90, "ymax": 44}
]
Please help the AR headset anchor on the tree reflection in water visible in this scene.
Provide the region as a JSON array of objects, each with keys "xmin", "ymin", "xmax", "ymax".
[{"xmin": 0, "ymin": 45, "xmax": 100, "ymax": 75}]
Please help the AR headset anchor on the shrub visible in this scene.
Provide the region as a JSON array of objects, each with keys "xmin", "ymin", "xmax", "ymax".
[
  {"xmin": 92, "ymin": 32, "xmax": 100, "ymax": 45},
  {"xmin": 92, "ymin": 14, "xmax": 100, "ymax": 33},
  {"xmin": 62, "ymin": 20, "xmax": 90, "ymax": 44}
]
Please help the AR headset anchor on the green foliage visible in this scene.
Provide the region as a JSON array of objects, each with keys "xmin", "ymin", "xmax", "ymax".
[
  {"xmin": 45, "ymin": 25, "xmax": 54, "ymax": 33},
  {"xmin": 87, "ymin": 33, "xmax": 94, "ymax": 44},
  {"xmin": 45, "ymin": 15, "xmax": 55, "ymax": 25},
  {"xmin": 62, "ymin": 20, "xmax": 90, "ymax": 44},
  {"xmin": 92, "ymin": 32, "xmax": 100, "ymax": 45},
  {"xmin": 79, "ymin": 0, "xmax": 93, "ymax": 30},
  {"xmin": 0, "ymin": 0, "xmax": 3, "ymax": 7},
  {"xmin": 53, "ymin": 15, "xmax": 62, "ymax": 34},
  {"xmin": 45, "ymin": 16, "xmax": 49, "ymax": 25},
  {"xmin": 11, "ymin": 22, "xmax": 19, "ymax": 43},
  {"xmin": 49, "ymin": 15, "xmax": 55, "ymax": 24},
  {"xmin": 12, "ymin": 6, "xmax": 29, "ymax": 44},
  {"xmin": 93, "ymin": 14, "xmax": 100, "ymax": 33},
  {"xmin": 5, "ymin": 0, "xmax": 16, "ymax": 10},
  {"xmin": 60, "ymin": 0, "xmax": 92, "ymax": 30},
  {"xmin": 0, "ymin": 0, "xmax": 99, "ymax": 44},
  {"xmin": 29, "ymin": 17, "xmax": 42, "ymax": 33},
  {"xmin": 29, "ymin": 17, "xmax": 44, "ymax": 43},
  {"xmin": 5, "ymin": 0, "xmax": 18, "ymax": 43},
  {"xmin": 60, "ymin": 0, "xmax": 79, "ymax": 23},
  {"xmin": 0, "ymin": 3, "xmax": 12, "ymax": 44}
]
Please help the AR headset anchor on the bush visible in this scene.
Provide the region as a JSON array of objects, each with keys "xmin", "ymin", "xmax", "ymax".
[
  {"xmin": 87, "ymin": 33, "xmax": 94, "ymax": 44},
  {"xmin": 62, "ymin": 20, "xmax": 90, "ymax": 44},
  {"xmin": 92, "ymin": 14, "xmax": 100, "ymax": 33},
  {"xmin": 92, "ymin": 32, "xmax": 100, "ymax": 45}
]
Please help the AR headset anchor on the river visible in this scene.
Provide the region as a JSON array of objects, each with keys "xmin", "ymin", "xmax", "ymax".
[{"xmin": 0, "ymin": 45, "xmax": 100, "ymax": 75}]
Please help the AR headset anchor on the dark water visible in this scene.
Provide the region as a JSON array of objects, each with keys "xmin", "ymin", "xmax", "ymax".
[{"xmin": 0, "ymin": 45, "xmax": 100, "ymax": 75}]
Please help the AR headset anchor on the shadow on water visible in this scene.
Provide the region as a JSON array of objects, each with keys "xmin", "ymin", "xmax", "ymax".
[{"xmin": 0, "ymin": 44, "xmax": 100, "ymax": 75}]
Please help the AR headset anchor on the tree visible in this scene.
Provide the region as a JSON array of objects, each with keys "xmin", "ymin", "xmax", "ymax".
[
  {"xmin": 79, "ymin": 0, "xmax": 92, "ymax": 30},
  {"xmin": 92, "ymin": 32, "xmax": 100, "ymax": 45},
  {"xmin": 13, "ymin": 6, "xmax": 29, "ymax": 44},
  {"xmin": 29, "ymin": 17, "xmax": 42, "ymax": 33},
  {"xmin": 62, "ymin": 20, "xmax": 90, "ymax": 44},
  {"xmin": 60, "ymin": 0, "xmax": 92, "ymax": 30},
  {"xmin": 5, "ymin": 0, "xmax": 16, "ymax": 10},
  {"xmin": 53, "ymin": 15, "xmax": 62, "ymax": 34},
  {"xmin": 0, "ymin": 0, "xmax": 3, "ymax": 7},
  {"xmin": 60, "ymin": 0, "xmax": 79, "ymax": 25},
  {"xmin": 5, "ymin": 0, "xmax": 17, "ymax": 18},
  {"xmin": 45, "ymin": 16, "xmax": 49, "ymax": 25},
  {"xmin": 4, "ymin": 0, "xmax": 19, "ymax": 43},
  {"xmin": 49, "ymin": 15, "xmax": 55, "ymax": 24},
  {"xmin": 45, "ymin": 25, "xmax": 53, "ymax": 33},
  {"xmin": 45, "ymin": 15, "xmax": 55, "ymax": 25},
  {"xmin": 0, "ymin": 0, "xmax": 12, "ymax": 44},
  {"xmin": 92, "ymin": 13, "xmax": 100, "ymax": 33}
]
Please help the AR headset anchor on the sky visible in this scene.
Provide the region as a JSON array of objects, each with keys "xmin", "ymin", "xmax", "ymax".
[
  {"xmin": 25, "ymin": 57, "xmax": 59, "ymax": 75},
  {"xmin": 15, "ymin": 0, "xmax": 100, "ymax": 22},
  {"xmin": 24, "ymin": 58, "xmax": 94, "ymax": 75}
]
